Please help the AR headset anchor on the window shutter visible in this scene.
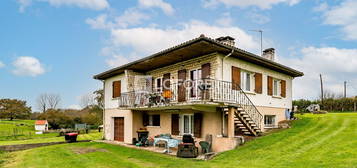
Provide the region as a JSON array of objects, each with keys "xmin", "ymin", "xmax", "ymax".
[
  {"xmin": 171, "ymin": 114, "xmax": 180, "ymax": 135},
  {"xmin": 163, "ymin": 73, "xmax": 171, "ymax": 91},
  {"xmin": 201, "ymin": 63, "xmax": 211, "ymax": 79},
  {"xmin": 112, "ymin": 81, "xmax": 121, "ymax": 98},
  {"xmin": 194, "ymin": 113, "xmax": 202, "ymax": 138},
  {"xmin": 232, "ymin": 66, "xmax": 241, "ymax": 90},
  {"xmin": 143, "ymin": 113, "xmax": 149, "ymax": 126},
  {"xmin": 254, "ymin": 73, "xmax": 263, "ymax": 94},
  {"xmin": 178, "ymin": 69, "xmax": 187, "ymax": 102},
  {"xmin": 281, "ymin": 80, "xmax": 286, "ymax": 98},
  {"xmin": 268, "ymin": 76, "xmax": 273, "ymax": 96}
]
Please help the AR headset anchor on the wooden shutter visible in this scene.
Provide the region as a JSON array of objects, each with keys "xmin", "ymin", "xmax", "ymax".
[
  {"xmin": 178, "ymin": 69, "xmax": 187, "ymax": 102},
  {"xmin": 268, "ymin": 76, "xmax": 273, "ymax": 96},
  {"xmin": 112, "ymin": 81, "xmax": 121, "ymax": 98},
  {"xmin": 171, "ymin": 114, "xmax": 180, "ymax": 135},
  {"xmin": 194, "ymin": 113, "xmax": 202, "ymax": 138},
  {"xmin": 254, "ymin": 73, "xmax": 262, "ymax": 94},
  {"xmin": 163, "ymin": 73, "xmax": 171, "ymax": 91},
  {"xmin": 143, "ymin": 113, "xmax": 149, "ymax": 126},
  {"xmin": 201, "ymin": 63, "xmax": 211, "ymax": 79},
  {"xmin": 232, "ymin": 66, "xmax": 241, "ymax": 90},
  {"xmin": 281, "ymin": 80, "xmax": 286, "ymax": 98}
]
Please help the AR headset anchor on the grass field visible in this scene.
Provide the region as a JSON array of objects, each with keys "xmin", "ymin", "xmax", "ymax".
[{"xmin": 1, "ymin": 113, "xmax": 357, "ymax": 168}]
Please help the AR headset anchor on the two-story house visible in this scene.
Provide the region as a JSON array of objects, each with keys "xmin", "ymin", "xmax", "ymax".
[{"xmin": 94, "ymin": 35, "xmax": 303, "ymax": 152}]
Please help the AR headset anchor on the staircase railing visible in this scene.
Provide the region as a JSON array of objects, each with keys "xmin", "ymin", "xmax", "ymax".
[{"xmin": 117, "ymin": 78, "xmax": 263, "ymax": 130}]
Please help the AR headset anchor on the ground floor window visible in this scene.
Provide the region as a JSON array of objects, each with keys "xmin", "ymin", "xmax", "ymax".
[
  {"xmin": 181, "ymin": 114, "xmax": 194, "ymax": 135},
  {"xmin": 264, "ymin": 115, "xmax": 276, "ymax": 128},
  {"xmin": 143, "ymin": 114, "xmax": 160, "ymax": 126}
]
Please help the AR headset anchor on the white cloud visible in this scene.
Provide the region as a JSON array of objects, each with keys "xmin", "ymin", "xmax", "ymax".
[
  {"xmin": 215, "ymin": 12, "xmax": 233, "ymax": 26},
  {"xmin": 313, "ymin": 2, "xmax": 328, "ymax": 12},
  {"xmin": 108, "ymin": 20, "xmax": 259, "ymax": 65},
  {"xmin": 280, "ymin": 47, "xmax": 357, "ymax": 99},
  {"xmin": 12, "ymin": 56, "xmax": 46, "ymax": 77},
  {"xmin": 86, "ymin": 14, "xmax": 112, "ymax": 29},
  {"xmin": 319, "ymin": 0, "xmax": 357, "ymax": 40},
  {"xmin": 246, "ymin": 12, "xmax": 271, "ymax": 24},
  {"xmin": 17, "ymin": 0, "xmax": 109, "ymax": 12},
  {"xmin": 0, "ymin": 61, "xmax": 5, "ymax": 68},
  {"xmin": 138, "ymin": 0, "xmax": 174, "ymax": 15},
  {"xmin": 17, "ymin": 0, "xmax": 32, "ymax": 13},
  {"xmin": 202, "ymin": 0, "xmax": 301, "ymax": 9},
  {"xmin": 67, "ymin": 104, "xmax": 81, "ymax": 110}
]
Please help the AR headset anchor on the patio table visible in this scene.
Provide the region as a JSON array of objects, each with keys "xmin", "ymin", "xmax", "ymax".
[{"xmin": 154, "ymin": 137, "xmax": 181, "ymax": 153}]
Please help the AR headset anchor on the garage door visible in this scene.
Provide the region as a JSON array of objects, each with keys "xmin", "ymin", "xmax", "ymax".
[{"xmin": 114, "ymin": 117, "xmax": 124, "ymax": 142}]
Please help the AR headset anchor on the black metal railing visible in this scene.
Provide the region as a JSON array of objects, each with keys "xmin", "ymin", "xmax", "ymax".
[{"xmin": 118, "ymin": 78, "xmax": 263, "ymax": 130}]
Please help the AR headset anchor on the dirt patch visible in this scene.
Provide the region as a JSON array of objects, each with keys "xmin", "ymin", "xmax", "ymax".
[{"xmin": 71, "ymin": 147, "xmax": 108, "ymax": 154}]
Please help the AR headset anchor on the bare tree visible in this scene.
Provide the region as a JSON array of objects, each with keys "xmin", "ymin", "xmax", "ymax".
[
  {"xmin": 47, "ymin": 94, "xmax": 61, "ymax": 109},
  {"xmin": 80, "ymin": 93, "xmax": 96, "ymax": 108},
  {"xmin": 36, "ymin": 93, "xmax": 61, "ymax": 112},
  {"xmin": 37, "ymin": 94, "xmax": 48, "ymax": 113}
]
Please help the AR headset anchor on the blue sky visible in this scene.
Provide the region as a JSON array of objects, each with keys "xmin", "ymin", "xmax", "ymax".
[{"xmin": 1, "ymin": 0, "xmax": 357, "ymax": 111}]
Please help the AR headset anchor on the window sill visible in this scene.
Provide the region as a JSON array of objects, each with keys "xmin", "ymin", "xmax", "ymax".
[
  {"xmin": 244, "ymin": 91, "xmax": 256, "ymax": 95},
  {"xmin": 272, "ymin": 95, "xmax": 282, "ymax": 99},
  {"xmin": 145, "ymin": 126, "xmax": 161, "ymax": 128}
]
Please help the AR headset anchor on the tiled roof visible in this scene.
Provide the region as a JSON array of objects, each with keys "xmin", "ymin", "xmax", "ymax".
[{"xmin": 35, "ymin": 120, "xmax": 48, "ymax": 125}]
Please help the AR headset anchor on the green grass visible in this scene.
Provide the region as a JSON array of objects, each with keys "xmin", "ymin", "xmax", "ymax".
[{"xmin": 2, "ymin": 113, "xmax": 357, "ymax": 168}]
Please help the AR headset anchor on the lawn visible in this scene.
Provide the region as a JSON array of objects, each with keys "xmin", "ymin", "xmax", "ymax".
[{"xmin": 1, "ymin": 113, "xmax": 357, "ymax": 168}]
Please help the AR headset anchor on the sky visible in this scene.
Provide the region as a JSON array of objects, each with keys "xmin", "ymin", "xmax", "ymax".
[{"xmin": 1, "ymin": 0, "xmax": 357, "ymax": 111}]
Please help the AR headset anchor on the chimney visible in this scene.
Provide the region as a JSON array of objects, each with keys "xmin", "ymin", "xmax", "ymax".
[
  {"xmin": 262, "ymin": 48, "xmax": 275, "ymax": 61},
  {"xmin": 216, "ymin": 36, "xmax": 235, "ymax": 46}
]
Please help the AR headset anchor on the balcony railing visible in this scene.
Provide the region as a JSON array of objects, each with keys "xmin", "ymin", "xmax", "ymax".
[{"xmin": 118, "ymin": 78, "xmax": 263, "ymax": 130}]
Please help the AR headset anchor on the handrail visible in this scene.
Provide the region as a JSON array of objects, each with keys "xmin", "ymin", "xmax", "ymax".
[{"xmin": 118, "ymin": 78, "xmax": 263, "ymax": 130}]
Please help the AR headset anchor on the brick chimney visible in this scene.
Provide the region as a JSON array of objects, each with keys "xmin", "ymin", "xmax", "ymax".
[
  {"xmin": 262, "ymin": 48, "xmax": 275, "ymax": 61},
  {"xmin": 216, "ymin": 36, "xmax": 235, "ymax": 46}
]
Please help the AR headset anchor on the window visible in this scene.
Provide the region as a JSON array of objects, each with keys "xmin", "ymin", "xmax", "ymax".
[
  {"xmin": 144, "ymin": 114, "xmax": 160, "ymax": 126},
  {"xmin": 156, "ymin": 78, "xmax": 162, "ymax": 92},
  {"xmin": 273, "ymin": 79, "xmax": 281, "ymax": 96},
  {"xmin": 264, "ymin": 115, "xmax": 276, "ymax": 128},
  {"xmin": 190, "ymin": 69, "xmax": 201, "ymax": 97},
  {"xmin": 241, "ymin": 71, "xmax": 254, "ymax": 92},
  {"xmin": 181, "ymin": 114, "xmax": 194, "ymax": 135}
]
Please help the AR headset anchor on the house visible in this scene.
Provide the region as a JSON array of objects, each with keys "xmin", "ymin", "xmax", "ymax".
[
  {"xmin": 94, "ymin": 35, "xmax": 303, "ymax": 152},
  {"xmin": 35, "ymin": 120, "xmax": 48, "ymax": 132}
]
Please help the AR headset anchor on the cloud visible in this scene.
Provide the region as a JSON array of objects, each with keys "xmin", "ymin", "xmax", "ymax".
[
  {"xmin": 246, "ymin": 11, "xmax": 271, "ymax": 24},
  {"xmin": 215, "ymin": 12, "xmax": 233, "ymax": 26},
  {"xmin": 12, "ymin": 56, "xmax": 46, "ymax": 77},
  {"xmin": 0, "ymin": 61, "xmax": 5, "ymax": 68},
  {"xmin": 138, "ymin": 0, "xmax": 174, "ymax": 15},
  {"xmin": 105, "ymin": 20, "xmax": 260, "ymax": 67},
  {"xmin": 17, "ymin": 0, "xmax": 32, "ymax": 13},
  {"xmin": 17, "ymin": 0, "xmax": 109, "ymax": 12},
  {"xmin": 318, "ymin": 0, "xmax": 357, "ymax": 40},
  {"xmin": 280, "ymin": 47, "xmax": 357, "ymax": 99},
  {"xmin": 67, "ymin": 104, "xmax": 81, "ymax": 110},
  {"xmin": 202, "ymin": 0, "xmax": 301, "ymax": 9}
]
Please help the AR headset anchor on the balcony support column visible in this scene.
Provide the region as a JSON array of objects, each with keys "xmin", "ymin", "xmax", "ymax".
[{"xmin": 227, "ymin": 107, "xmax": 235, "ymax": 138}]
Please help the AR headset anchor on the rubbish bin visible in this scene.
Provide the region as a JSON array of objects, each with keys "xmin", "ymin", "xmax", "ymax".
[{"xmin": 65, "ymin": 133, "xmax": 78, "ymax": 143}]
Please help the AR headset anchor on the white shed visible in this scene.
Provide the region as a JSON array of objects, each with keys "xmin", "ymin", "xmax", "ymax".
[{"xmin": 35, "ymin": 120, "xmax": 49, "ymax": 132}]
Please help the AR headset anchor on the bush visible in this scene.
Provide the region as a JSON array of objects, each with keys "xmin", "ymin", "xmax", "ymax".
[{"xmin": 293, "ymin": 97, "xmax": 357, "ymax": 112}]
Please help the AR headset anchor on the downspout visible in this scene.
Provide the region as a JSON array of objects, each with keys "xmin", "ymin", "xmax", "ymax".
[
  {"xmin": 221, "ymin": 49, "xmax": 234, "ymax": 136},
  {"xmin": 102, "ymin": 80, "xmax": 106, "ymax": 140}
]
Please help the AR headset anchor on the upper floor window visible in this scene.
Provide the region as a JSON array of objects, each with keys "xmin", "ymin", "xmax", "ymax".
[
  {"xmin": 273, "ymin": 79, "xmax": 281, "ymax": 96},
  {"xmin": 241, "ymin": 71, "xmax": 254, "ymax": 92},
  {"xmin": 112, "ymin": 80, "xmax": 121, "ymax": 98}
]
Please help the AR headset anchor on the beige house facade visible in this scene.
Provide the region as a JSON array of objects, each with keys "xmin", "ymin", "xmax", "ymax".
[{"xmin": 95, "ymin": 35, "xmax": 303, "ymax": 152}]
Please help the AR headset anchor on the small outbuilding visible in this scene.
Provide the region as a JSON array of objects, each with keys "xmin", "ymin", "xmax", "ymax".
[{"xmin": 35, "ymin": 120, "xmax": 49, "ymax": 132}]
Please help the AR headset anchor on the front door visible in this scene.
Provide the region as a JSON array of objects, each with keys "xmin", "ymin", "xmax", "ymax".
[{"xmin": 114, "ymin": 117, "xmax": 124, "ymax": 141}]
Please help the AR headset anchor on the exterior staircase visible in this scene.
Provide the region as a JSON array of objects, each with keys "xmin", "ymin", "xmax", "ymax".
[{"xmin": 223, "ymin": 106, "xmax": 262, "ymax": 136}]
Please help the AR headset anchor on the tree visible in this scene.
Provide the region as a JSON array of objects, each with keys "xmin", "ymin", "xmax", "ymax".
[
  {"xmin": 0, "ymin": 99, "xmax": 31, "ymax": 120},
  {"xmin": 36, "ymin": 93, "xmax": 61, "ymax": 112},
  {"xmin": 38, "ymin": 109, "xmax": 73, "ymax": 129},
  {"xmin": 80, "ymin": 93, "xmax": 96, "ymax": 108},
  {"xmin": 93, "ymin": 89, "xmax": 104, "ymax": 109}
]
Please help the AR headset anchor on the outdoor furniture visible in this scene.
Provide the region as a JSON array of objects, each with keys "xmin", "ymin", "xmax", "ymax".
[
  {"xmin": 154, "ymin": 137, "xmax": 181, "ymax": 153},
  {"xmin": 199, "ymin": 141, "xmax": 210, "ymax": 154},
  {"xmin": 136, "ymin": 129, "xmax": 149, "ymax": 146},
  {"xmin": 65, "ymin": 133, "xmax": 78, "ymax": 143},
  {"xmin": 177, "ymin": 134, "xmax": 198, "ymax": 158}
]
